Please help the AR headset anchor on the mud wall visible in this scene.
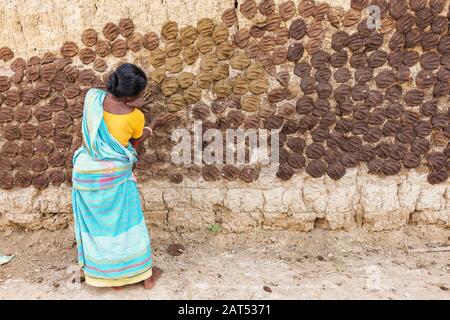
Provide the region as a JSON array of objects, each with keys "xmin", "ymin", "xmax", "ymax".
[{"xmin": 0, "ymin": 0, "xmax": 449, "ymax": 231}]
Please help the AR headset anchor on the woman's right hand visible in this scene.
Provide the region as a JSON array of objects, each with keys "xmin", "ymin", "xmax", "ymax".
[{"xmin": 151, "ymin": 113, "xmax": 175, "ymax": 128}]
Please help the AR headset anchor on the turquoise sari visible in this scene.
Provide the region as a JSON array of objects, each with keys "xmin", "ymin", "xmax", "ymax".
[{"xmin": 72, "ymin": 88, "xmax": 153, "ymax": 287}]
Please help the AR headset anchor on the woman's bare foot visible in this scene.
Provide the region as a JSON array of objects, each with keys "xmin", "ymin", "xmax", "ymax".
[
  {"xmin": 144, "ymin": 267, "xmax": 163, "ymax": 290},
  {"xmin": 113, "ymin": 286, "xmax": 124, "ymax": 291}
]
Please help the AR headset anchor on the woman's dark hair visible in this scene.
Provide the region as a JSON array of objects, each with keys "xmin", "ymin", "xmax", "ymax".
[{"xmin": 106, "ymin": 63, "xmax": 147, "ymax": 98}]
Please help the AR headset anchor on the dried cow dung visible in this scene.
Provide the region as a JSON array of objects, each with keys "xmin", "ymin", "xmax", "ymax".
[
  {"xmin": 143, "ymin": 32, "xmax": 160, "ymax": 51},
  {"xmin": 35, "ymin": 82, "xmax": 51, "ymax": 98},
  {"xmin": 78, "ymin": 47, "xmax": 96, "ymax": 64},
  {"xmin": 430, "ymin": 113, "xmax": 449, "ymax": 129},
  {"xmin": 231, "ymin": 77, "xmax": 248, "ymax": 95},
  {"xmin": 0, "ymin": 172, "xmax": 13, "ymax": 189},
  {"xmin": 306, "ymin": 159, "xmax": 326, "ymax": 178},
  {"xmin": 250, "ymin": 24, "xmax": 265, "ymax": 38},
  {"xmin": 48, "ymin": 169, "xmax": 66, "ymax": 186},
  {"xmin": 383, "ymin": 159, "xmax": 402, "ymax": 175},
  {"xmin": 420, "ymin": 51, "xmax": 440, "ymax": 70},
  {"xmin": 60, "ymin": 41, "xmax": 78, "ymax": 58},
  {"xmin": 287, "ymin": 152, "xmax": 305, "ymax": 169},
  {"xmin": 244, "ymin": 114, "xmax": 260, "ymax": 129},
  {"xmin": 415, "ymin": 70, "xmax": 435, "ymax": 88},
  {"xmin": 389, "ymin": 32, "xmax": 405, "ymax": 51},
  {"xmin": 4, "ymin": 90, "xmax": 22, "ymax": 106},
  {"xmin": 78, "ymin": 69, "xmax": 96, "ymax": 85},
  {"xmin": 327, "ymin": 162, "xmax": 346, "ymax": 180},
  {"xmin": 3, "ymin": 124, "xmax": 20, "ymax": 140},
  {"xmin": 54, "ymin": 130, "xmax": 72, "ymax": 148},
  {"xmin": 389, "ymin": 0, "xmax": 408, "ymax": 20},
  {"xmin": 103, "ymin": 22, "xmax": 119, "ymax": 41},
  {"xmin": 289, "ymin": 19, "xmax": 307, "ymax": 40},
  {"xmin": 298, "ymin": 0, "xmax": 316, "ymax": 18},
  {"xmin": 111, "ymin": 39, "xmax": 127, "ymax": 57},
  {"xmin": 324, "ymin": 148, "xmax": 342, "ymax": 164},
  {"xmin": 30, "ymin": 156, "xmax": 48, "ymax": 172},
  {"xmin": 202, "ymin": 165, "xmax": 220, "ymax": 181},
  {"xmin": 300, "ymin": 76, "xmax": 315, "ymax": 94},
  {"xmin": 404, "ymin": 89, "xmax": 424, "ymax": 106},
  {"xmin": 48, "ymin": 151, "xmax": 66, "ymax": 167},
  {"xmin": 374, "ymin": 70, "xmax": 396, "ymax": 88},
  {"xmin": 334, "ymin": 67, "xmax": 351, "ymax": 83},
  {"xmin": 426, "ymin": 152, "xmax": 447, "ymax": 171},
  {"xmin": 421, "ymin": 31, "xmax": 440, "ymax": 51},
  {"xmin": 279, "ymin": 1, "xmax": 296, "ymax": 21},
  {"xmin": 1, "ymin": 141, "xmax": 19, "ymax": 158},
  {"xmin": 306, "ymin": 143, "xmax": 325, "ymax": 159},
  {"xmin": 32, "ymin": 173, "xmax": 49, "ymax": 189},
  {"xmin": 276, "ymin": 163, "xmax": 294, "ymax": 180},
  {"xmin": 368, "ymin": 50, "xmax": 387, "ymax": 68},
  {"xmin": 341, "ymin": 153, "xmax": 358, "ymax": 168},
  {"xmin": 34, "ymin": 140, "xmax": 54, "ymax": 156},
  {"xmin": 427, "ymin": 169, "xmax": 448, "ymax": 184},
  {"xmin": 355, "ymin": 66, "xmax": 373, "ymax": 83},
  {"xmin": 13, "ymin": 170, "xmax": 32, "ymax": 188},
  {"xmin": 402, "ymin": 152, "xmax": 422, "ymax": 168},
  {"xmin": 229, "ymin": 52, "xmax": 250, "ymax": 70},
  {"xmin": 274, "ymin": 27, "xmax": 290, "ymax": 45},
  {"xmin": 81, "ymin": 28, "xmax": 97, "ymax": 47},
  {"xmin": 342, "ymin": 9, "xmax": 361, "ymax": 27},
  {"xmin": 272, "ymin": 47, "xmax": 288, "ymax": 65},
  {"xmin": 259, "ymin": 0, "xmax": 275, "ymax": 15},
  {"xmin": 222, "ymin": 8, "xmax": 237, "ymax": 27},
  {"xmin": 267, "ymin": 87, "xmax": 286, "ymax": 103},
  {"xmin": 430, "ymin": 0, "xmax": 445, "ymax": 15},
  {"xmin": 234, "ymin": 29, "xmax": 250, "ymax": 48},
  {"xmin": 241, "ymin": 95, "xmax": 260, "ymax": 112},
  {"xmin": 249, "ymin": 78, "xmax": 269, "ymax": 94},
  {"xmin": 127, "ymin": 33, "xmax": 143, "ymax": 52},
  {"xmin": 414, "ymin": 121, "xmax": 432, "ymax": 138},
  {"xmin": 367, "ymin": 159, "xmax": 384, "ymax": 176},
  {"xmin": 0, "ymin": 76, "xmax": 10, "ymax": 92},
  {"xmin": 0, "ymin": 47, "xmax": 14, "ymax": 62},
  {"xmin": 240, "ymin": 166, "xmax": 259, "ymax": 183},
  {"xmin": 54, "ymin": 112, "xmax": 73, "ymax": 128},
  {"xmin": 197, "ymin": 18, "xmax": 215, "ymax": 36},
  {"xmin": 119, "ymin": 18, "xmax": 134, "ymax": 38},
  {"xmin": 38, "ymin": 121, "xmax": 54, "ymax": 138},
  {"xmin": 227, "ymin": 110, "xmax": 245, "ymax": 128},
  {"xmin": 0, "ymin": 156, "xmax": 12, "ymax": 173},
  {"xmin": 395, "ymin": 126, "xmax": 415, "ymax": 143},
  {"xmin": 0, "ymin": 106, "xmax": 14, "ymax": 123},
  {"xmin": 191, "ymin": 103, "xmax": 209, "ymax": 120},
  {"xmin": 221, "ymin": 164, "xmax": 240, "ymax": 181},
  {"xmin": 19, "ymin": 123, "xmax": 38, "ymax": 140},
  {"xmin": 263, "ymin": 115, "xmax": 284, "ymax": 129}
]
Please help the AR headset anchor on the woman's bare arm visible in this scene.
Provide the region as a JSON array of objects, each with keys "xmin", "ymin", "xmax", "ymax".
[{"xmin": 130, "ymin": 113, "xmax": 175, "ymax": 146}]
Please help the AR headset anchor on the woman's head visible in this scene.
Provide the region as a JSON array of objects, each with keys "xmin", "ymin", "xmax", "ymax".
[{"xmin": 106, "ymin": 63, "xmax": 147, "ymax": 99}]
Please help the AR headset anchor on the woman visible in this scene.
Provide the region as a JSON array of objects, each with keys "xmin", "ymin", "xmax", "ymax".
[{"xmin": 72, "ymin": 63, "xmax": 172, "ymax": 289}]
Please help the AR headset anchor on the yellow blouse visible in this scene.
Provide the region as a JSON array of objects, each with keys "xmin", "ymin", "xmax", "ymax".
[{"xmin": 103, "ymin": 108, "xmax": 145, "ymax": 146}]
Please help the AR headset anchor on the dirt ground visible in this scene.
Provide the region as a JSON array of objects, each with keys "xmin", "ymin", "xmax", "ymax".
[{"xmin": 0, "ymin": 225, "xmax": 449, "ymax": 300}]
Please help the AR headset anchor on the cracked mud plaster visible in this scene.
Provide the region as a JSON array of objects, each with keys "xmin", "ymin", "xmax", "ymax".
[
  {"xmin": 0, "ymin": 0, "xmax": 449, "ymax": 232},
  {"xmin": 1, "ymin": 166, "xmax": 449, "ymax": 232}
]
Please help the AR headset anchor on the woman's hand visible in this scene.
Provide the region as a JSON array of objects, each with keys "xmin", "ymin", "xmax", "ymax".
[
  {"xmin": 130, "ymin": 113, "xmax": 175, "ymax": 147},
  {"xmin": 150, "ymin": 113, "xmax": 175, "ymax": 128}
]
